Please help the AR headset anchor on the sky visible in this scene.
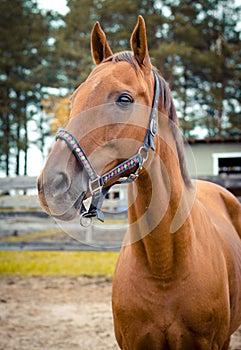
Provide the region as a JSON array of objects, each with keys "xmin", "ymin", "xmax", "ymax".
[{"xmin": 37, "ymin": 0, "xmax": 69, "ymax": 14}]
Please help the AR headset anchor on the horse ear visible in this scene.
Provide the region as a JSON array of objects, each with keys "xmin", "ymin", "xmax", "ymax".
[
  {"xmin": 130, "ymin": 16, "xmax": 151, "ymax": 70},
  {"xmin": 91, "ymin": 22, "xmax": 113, "ymax": 65}
]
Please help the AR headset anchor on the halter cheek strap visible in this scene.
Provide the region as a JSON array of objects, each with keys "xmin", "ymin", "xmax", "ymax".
[
  {"xmin": 55, "ymin": 70, "xmax": 160, "ymax": 226},
  {"xmin": 56, "ymin": 129, "xmax": 145, "ymax": 224}
]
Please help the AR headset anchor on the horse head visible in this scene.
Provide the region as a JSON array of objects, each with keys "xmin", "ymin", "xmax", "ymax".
[{"xmin": 37, "ymin": 16, "xmax": 182, "ymax": 224}]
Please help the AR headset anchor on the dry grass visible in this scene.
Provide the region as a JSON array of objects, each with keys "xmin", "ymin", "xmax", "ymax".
[{"xmin": 0, "ymin": 251, "xmax": 119, "ymax": 277}]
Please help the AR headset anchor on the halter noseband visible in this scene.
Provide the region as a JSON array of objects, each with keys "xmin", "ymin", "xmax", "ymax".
[{"xmin": 56, "ymin": 70, "xmax": 160, "ymax": 227}]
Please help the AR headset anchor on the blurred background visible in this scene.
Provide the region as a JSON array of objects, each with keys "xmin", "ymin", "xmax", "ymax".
[
  {"xmin": 0, "ymin": 0, "xmax": 240, "ymax": 178},
  {"xmin": 0, "ymin": 0, "xmax": 240, "ymax": 246},
  {"xmin": 0, "ymin": 2, "xmax": 241, "ymax": 349}
]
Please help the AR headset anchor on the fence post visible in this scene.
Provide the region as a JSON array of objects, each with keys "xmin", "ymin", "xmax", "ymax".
[{"xmin": 85, "ymin": 226, "xmax": 93, "ymax": 244}]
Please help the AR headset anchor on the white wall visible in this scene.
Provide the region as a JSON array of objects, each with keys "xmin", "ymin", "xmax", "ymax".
[{"xmin": 184, "ymin": 142, "xmax": 241, "ymax": 176}]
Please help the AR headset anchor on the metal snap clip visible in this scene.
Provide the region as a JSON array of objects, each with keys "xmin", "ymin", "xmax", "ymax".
[{"xmin": 80, "ymin": 212, "xmax": 93, "ymax": 227}]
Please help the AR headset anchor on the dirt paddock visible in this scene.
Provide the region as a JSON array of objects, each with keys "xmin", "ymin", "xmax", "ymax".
[{"xmin": 0, "ymin": 276, "xmax": 241, "ymax": 350}]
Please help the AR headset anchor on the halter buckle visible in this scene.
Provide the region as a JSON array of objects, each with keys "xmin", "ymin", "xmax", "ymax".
[
  {"xmin": 150, "ymin": 119, "xmax": 157, "ymax": 136},
  {"xmin": 128, "ymin": 173, "xmax": 139, "ymax": 181},
  {"xmin": 89, "ymin": 177, "xmax": 102, "ymax": 194},
  {"xmin": 118, "ymin": 173, "xmax": 139, "ymax": 183},
  {"xmin": 138, "ymin": 145, "xmax": 149, "ymax": 165}
]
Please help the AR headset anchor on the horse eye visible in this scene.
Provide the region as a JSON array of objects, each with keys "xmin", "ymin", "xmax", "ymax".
[{"xmin": 116, "ymin": 93, "xmax": 134, "ymax": 108}]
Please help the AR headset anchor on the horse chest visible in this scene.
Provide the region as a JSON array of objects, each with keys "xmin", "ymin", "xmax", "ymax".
[{"xmin": 112, "ymin": 253, "xmax": 230, "ymax": 349}]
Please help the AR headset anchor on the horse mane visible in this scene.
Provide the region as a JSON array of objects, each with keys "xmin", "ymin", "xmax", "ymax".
[{"xmin": 104, "ymin": 51, "xmax": 192, "ymax": 186}]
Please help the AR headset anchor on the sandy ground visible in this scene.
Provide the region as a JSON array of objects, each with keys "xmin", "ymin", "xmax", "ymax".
[
  {"xmin": 0, "ymin": 276, "xmax": 118, "ymax": 350},
  {"xmin": 0, "ymin": 276, "xmax": 241, "ymax": 350}
]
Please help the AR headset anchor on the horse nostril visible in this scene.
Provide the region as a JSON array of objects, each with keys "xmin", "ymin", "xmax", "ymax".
[{"xmin": 52, "ymin": 172, "xmax": 71, "ymax": 197}]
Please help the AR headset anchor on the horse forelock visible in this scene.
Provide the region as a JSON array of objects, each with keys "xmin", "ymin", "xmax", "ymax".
[{"xmin": 103, "ymin": 51, "xmax": 139, "ymax": 73}]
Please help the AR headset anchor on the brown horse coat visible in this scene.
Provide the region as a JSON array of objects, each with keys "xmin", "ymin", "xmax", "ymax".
[{"xmin": 38, "ymin": 16, "xmax": 241, "ymax": 350}]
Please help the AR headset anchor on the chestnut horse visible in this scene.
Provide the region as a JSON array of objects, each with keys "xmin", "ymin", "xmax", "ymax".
[{"xmin": 38, "ymin": 16, "xmax": 241, "ymax": 349}]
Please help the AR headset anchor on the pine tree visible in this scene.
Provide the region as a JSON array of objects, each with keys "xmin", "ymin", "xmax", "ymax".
[
  {"xmin": 199, "ymin": 0, "xmax": 241, "ymax": 137},
  {"xmin": 155, "ymin": 0, "xmax": 241, "ymax": 138},
  {"xmin": 55, "ymin": 0, "xmax": 166, "ymax": 89},
  {"xmin": 53, "ymin": 0, "xmax": 97, "ymax": 90},
  {"xmin": 0, "ymin": 0, "xmax": 59, "ymax": 175},
  {"xmin": 48, "ymin": 0, "xmax": 241, "ymax": 139}
]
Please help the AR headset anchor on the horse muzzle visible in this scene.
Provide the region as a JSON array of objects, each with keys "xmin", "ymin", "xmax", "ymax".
[{"xmin": 37, "ymin": 168, "xmax": 88, "ymax": 221}]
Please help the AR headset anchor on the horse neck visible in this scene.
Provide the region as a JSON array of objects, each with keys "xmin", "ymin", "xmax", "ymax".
[{"xmin": 125, "ymin": 129, "xmax": 195, "ymax": 281}]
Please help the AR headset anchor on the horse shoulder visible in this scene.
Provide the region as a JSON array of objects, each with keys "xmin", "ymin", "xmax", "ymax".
[
  {"xmin": 195, "ymin": 180, "xmax": 241, "ymax": 327},
  {"xmin": 196, "ymin": 179, "xmax": 241, "ymax": 239}
]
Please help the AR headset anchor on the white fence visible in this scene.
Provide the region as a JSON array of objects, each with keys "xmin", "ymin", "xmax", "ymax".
[
  {"xmin": 0, "ymin": 176, "xmax": 40, "ymax": 209},
  {"xmin": 0, "ymin": 177, "xmax": 128, "ymax": 250},
  {"xmin": 0, "ymin": 176, "xmax": 128, "ymax": 211}
]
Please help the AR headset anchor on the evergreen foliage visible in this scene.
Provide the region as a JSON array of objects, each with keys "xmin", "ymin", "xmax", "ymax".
[
  {"xmin": 146, "ymin": 0, "xmax": 240, "ymax": 138},
  {"xmin": 0, "ymin": 0, "xmax": 240, "ymax": 176},
  {"xmin": 55, "ymin": 0, "xmax": 241, "ymax": 139},
  {"xmin": 0, "ymin": 0, "xmax": 59, "ymax": 175}
]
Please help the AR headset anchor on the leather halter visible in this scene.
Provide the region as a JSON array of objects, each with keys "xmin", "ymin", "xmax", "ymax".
[{"xmin": 56, "ymin": 70, "xmax": 160, "ymax": 226}]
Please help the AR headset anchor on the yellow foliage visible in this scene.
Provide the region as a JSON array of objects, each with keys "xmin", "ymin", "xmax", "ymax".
[{"xmin": 41, "ymin": 95, "xmax": 71, "ymax": 133}]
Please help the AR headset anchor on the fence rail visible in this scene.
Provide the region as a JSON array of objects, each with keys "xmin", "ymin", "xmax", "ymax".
[
  {"xmin": 0, "ymin": 241, "xmax": 121, "ymax": 252},
  {"xmin": 0, "ymin": 176, "xmax": 40, "ymax": 210},
  {"xmin": 0, "ymin": 175, "xmax": 240, "ymax": 251},
  {"xmin": 0, "ymin": 176, "xmax": 128, "ymax": 251},
  {"xmin": 0, "ymin": 176, "xmax": 37, "ymax": 192},
  {"xmin": 0, "ymin": 176, "xmax": 128, "ymax": 210}
]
